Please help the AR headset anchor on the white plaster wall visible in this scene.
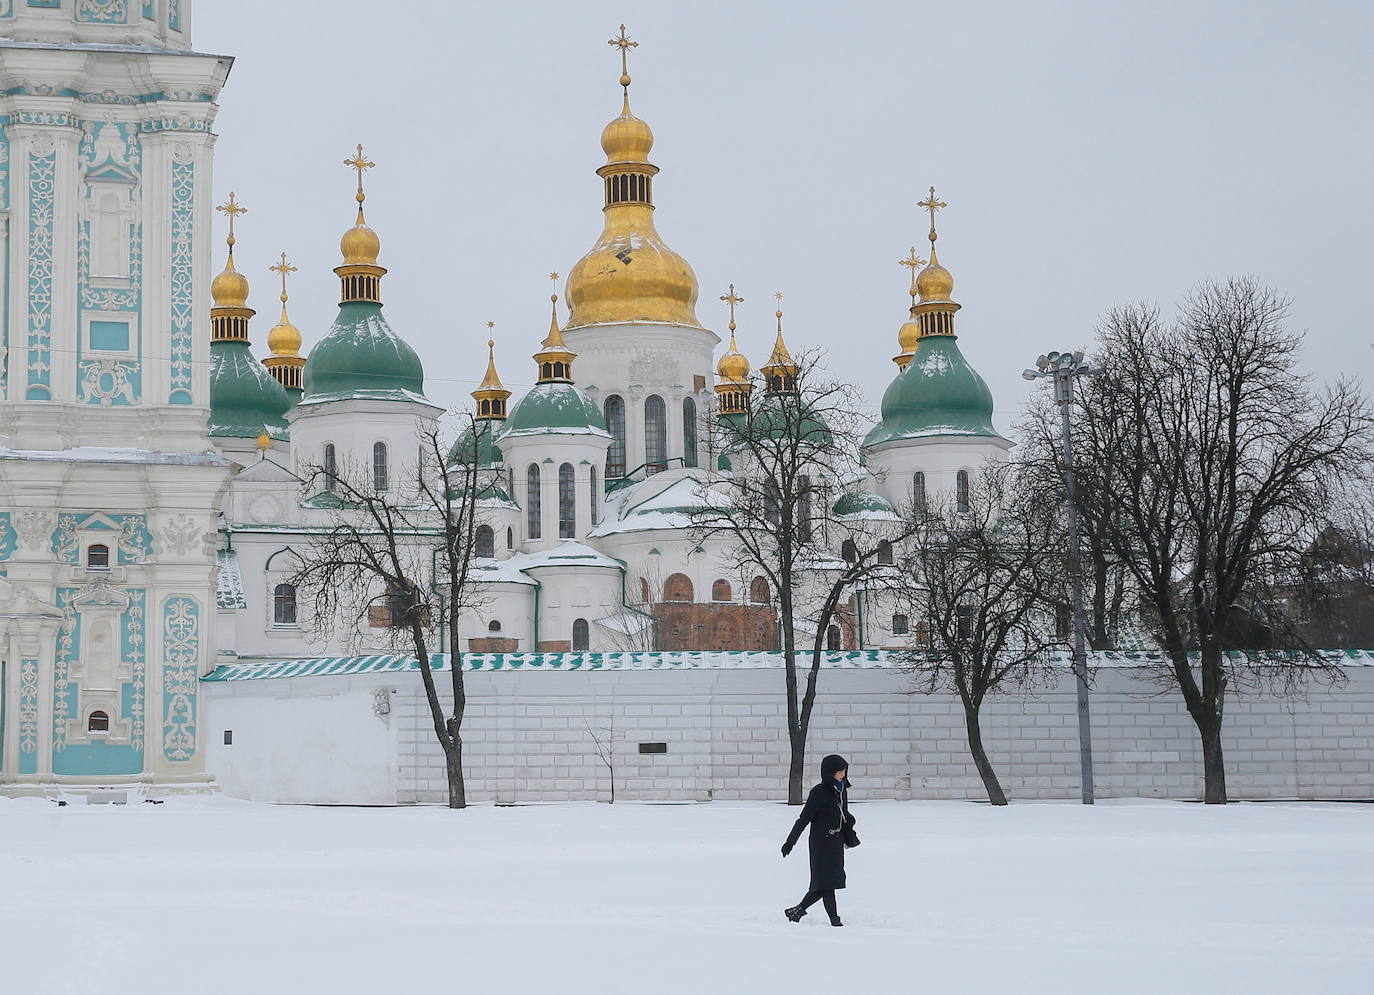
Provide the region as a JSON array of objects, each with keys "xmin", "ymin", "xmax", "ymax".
[
  {"xmin": 287, "ymin": 396, "xmax": 441, "ymax": 496},
  {"xmin": 499, "ymin": 434, "xmax": 610, "ymax": 550},
  {"xmin": 865, "ymin": 435, "xmax": 1011, "ymax": 512},
  {"xmin": 205, "ymin": 676, "xmax": 399, "ymax": 805}
]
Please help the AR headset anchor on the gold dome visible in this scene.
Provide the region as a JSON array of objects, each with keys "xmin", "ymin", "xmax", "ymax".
[
  {"xmin": 602, "ymin": 95, "xmax": 654, "ymax": 164},
  {"xmin": 211, "ymin": 256, "xmax": 249, "ymax": 309},
  {"xmin": 267, "ymin": 306, "xmax": 302, "ymax": 357},
  {"xmin": 916, "ymin": 246, "xmax": 954, "ymax": 302},
  {"xmin": 717, "ymin": 330, "xmax": 751, "ymax": 382},
  {"xmin": 898, "ymin": 317, "xmax": 921, "ymax": 353},
  {"xmin": 341, "ymin": 211, "xmax": 381, "ymax": 266}
]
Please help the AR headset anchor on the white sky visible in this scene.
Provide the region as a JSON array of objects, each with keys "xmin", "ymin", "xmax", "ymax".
[{"xmin": 197, "ymin": 0, "xmax": 1374, "ymax": 436}]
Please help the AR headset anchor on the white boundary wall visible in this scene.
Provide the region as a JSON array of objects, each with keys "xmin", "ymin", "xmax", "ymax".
[{"xmin": 202, "ymin": 663, "xmax": 1374, "ymax": 805}]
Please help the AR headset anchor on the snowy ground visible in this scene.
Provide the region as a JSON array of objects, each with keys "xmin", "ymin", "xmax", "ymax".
[{"xmin": 3, "ymin": 797, "xmax": 1372, "ymax": 994}]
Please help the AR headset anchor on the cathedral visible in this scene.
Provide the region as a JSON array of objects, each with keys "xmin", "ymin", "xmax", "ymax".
[{"xmin": 0, "ymin": 5, "xmax": 1008, "ymax": 796}]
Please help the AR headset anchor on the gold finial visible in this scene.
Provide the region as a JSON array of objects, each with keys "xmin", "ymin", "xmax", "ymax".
[
  {"xmin": 487, "ymin": 320, "xmax": 496, "ymax": 331},
  {"xmin": 774, "ymin": 290, "xmax": 784, "ymax": 325},
  {"xmin": 609, "ymin": 24, "xmax": 638, "ymax": 91},
  {"xmin": 899, "ymin": 246, "xmax": 926, "ymax": 303},
  {"xmin": 344, "ymin": 143, "xmax": 375, "ymax": 221},
  {"xmin": 270, "ymin": 251, "xmax": 297, "ymax": 304},
  {"xmin": 256, "ymin": 432, "xmax": 271, "ymax": 452},
  {"xmin": 918, "ymin": 186, "xmax": 947, "ymax": 247},
  {"xmin": 215, "ymin": 192, "xmax": 247, "ymax": 252},
  {"xmin": 720, "ymin": 284, "xmax": 743, "ymax": 332}
]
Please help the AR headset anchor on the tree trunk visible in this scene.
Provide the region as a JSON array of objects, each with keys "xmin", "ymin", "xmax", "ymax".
[
  {"xmin": 787, "ymin": 729, "xmax": 807, "ymax": 805},
  {"xmin": 964, "ymin": 704, "xmax": 1008, "ymax": 806},
  {"xmin": 1199, "ymin": 721, "xmax": 1227, "ymax": 804},
  {"xmin": 445, "ymin": 732, "xmax": 466, "ymax": 809}
]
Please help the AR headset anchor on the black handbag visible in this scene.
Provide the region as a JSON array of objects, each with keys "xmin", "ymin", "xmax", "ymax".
[{"xmin": 843, "ymin": 825, "xmax": 861, "ymax": 848}]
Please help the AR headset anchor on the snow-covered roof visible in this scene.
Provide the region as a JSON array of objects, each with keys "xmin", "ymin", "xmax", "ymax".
[
  {"xmin": 518, "ymin": 539, "xmax": 623, "ymax": 570},
  {"xmin": 0, "ymin": 446, "xmax": 231, "ymax": 467},
  {"xmin": 590, "ymin": 475, "xmax": 730, "ymax": 537}
]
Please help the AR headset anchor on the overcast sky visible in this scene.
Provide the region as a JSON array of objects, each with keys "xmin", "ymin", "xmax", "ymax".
[{"xmin": 198, "ymin": 0, "xmax": 1374, "ymax": 436}]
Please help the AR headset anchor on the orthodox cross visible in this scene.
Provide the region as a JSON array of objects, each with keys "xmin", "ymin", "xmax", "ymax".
[
  {"xmin": 720, "ymin": 284, "xmax": 743, "ymax": 330},
  {"xmin": 344, "ymin": 144, "xmax": 375, "ymax": 202},
  {"xmin": 215, "ymin": 192, "xmax": 246, "ymax": 249},
  {"xmin": 899, "ymin": 246, "xmax": 926, "ymax": 298},
  {"xmin": 917, "ymin": 186, "xmax": 947, "ymax": 241},
  {"xmin": 609, "ymin": 24, "xmax": 638, "ymax": 87},
  {"xmin": 269, "ymin": 252, "xmax": 297, "ymax": 303}
]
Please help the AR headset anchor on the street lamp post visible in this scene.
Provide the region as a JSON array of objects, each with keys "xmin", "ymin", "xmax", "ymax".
[{"xmin": 1024, "ymin": 350, "xmax": 1100, "ymax": 805}]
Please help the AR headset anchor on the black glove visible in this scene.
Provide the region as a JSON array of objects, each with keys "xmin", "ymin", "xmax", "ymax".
[{"xmin": 781, "ymin": 841, "xmax": 794, "ymax": 857}]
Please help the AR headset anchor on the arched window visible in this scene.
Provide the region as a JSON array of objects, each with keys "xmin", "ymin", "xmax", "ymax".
[
  {"xmin": 475, "ymin": 525, "xmax": 495, "ymax": 558},
  {"xmin": 912, "ymin": 471, "xmax": 926, "ymax": 513},
  {"xmin": 273, "ymin": 583, "xmax": 297, "ymax": 625},
  {"xmin": 892, "ymin": 613, "xmax": 909, "ymax": 635},
  {"xmin": 589, "ymin": 466, "xmax": 599, "ymax": 525},
  {"xmin": 711, "ymin": 579, "xmax": 732, "ymax": 602},
  {"xmin": 664, "ymin": 573, "xmax": 693, "ymax": 602},
  {"xmin": 572, "ymin": 617, "xmax": 590, "ymax": 651},
  {"xmin": 488, "ymin": 619, "xmax": 502, "ymax": 633},
  {"xmin": 797, "ymin": 474, "xmax": 813, "ymax": 542},
  {"xmin": 826, "ymin": 625, "xmax": 842, "ymax": 651},
  {"xmin": 750, "ymin": 576, "xmax": 770, "ymax": 604},
  {"xmin": 957, "ymin": 470, "xmax": 970, "ymax": 514},
  {"xmin": 86, "ymin": 544, "xmax": 110, "ymax": 570},
  {"xmin": 640, "ymin": 577, "xmax": 651, "ymax": 603},
  {"xmin": 841, "ymin": 539, "xmax": 858, "ymax": 563},
  {"xmin": 877, "ymin": 540, "xmax": 893, "ymax": 565},
  {"xmin": 526, "ymin": 464, "xmax": 542, "ymax": 539},
  {"xmin": 373, "ymin": 441, "xmax": 389, "ymax": 492},
  {"xmin": 682, "ymin": 397, "xmax": 698, "ymax": 468},
  {"xmin": 644, "ymin": 395, "xmax": 667, "ymax": 474},
  {"xmin": 324, "ymin": 443, "xmax": 337, "ymax": 490},
  {"xmin": 558, "ymin": 463, "xmax": 576, "ymax": 538},
  {"xmin": 88, "ymin": 710, "xmax": 109, "ymax": 733},
  {"xmin": 604, "ymin": 395, "xmax": 626, "ymax": 478},
  {"xmin": 506, "ymin": 526, "xmax": 514, "ymax": 550}
]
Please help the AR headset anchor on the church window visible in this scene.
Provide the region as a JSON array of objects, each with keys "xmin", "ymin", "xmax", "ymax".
[
  {"xmin": 644, "ymin": 395, "xmax": 667, "ymax": 474},
  {"xmin": 841, "ymin": 539, "xmax": 858, "ymax": 563},
  {"xmin": 750, "ymin": 576, "xmax": 770, "ymax": 604},
  {"xmin": 957, "ymin": 470, "xmax": 970, "ymax": 514},
  {"xmin": 273, "ymin": 583, "xmax": 298, "ymax": 625},
  {"xmin": 913, "ymin": 471, "xmax": 927, "ymax": 513},
  {"xmin": 589, "ymin": 466, "xmax": 599, "ymax": 525},
  {"xmin": 664, "ymin": 573, "xmax": 693, "ymax": 602},
  {"xmin": 88, "ymin": 710, "xmax": 110, "ymax": 733},
  {"xmin": 957, "ymin": 604, "xmax": 974, "ymax": 640},
  {"xmin": 572, "ymin": 618, "xmax": 590, "ymax": 651},
  {"xmin": 682, "ymin": 397, "xmax": 698, "ymax": 468},
  {"xmin": 475, "ymin": 525, "xmax": 495, "ymax": 558},
  {"xmin": 373, "ymin": 442, "xmax": 389, "ymax": 492},
  {"xmin": 711, "ymin": 579, "xmax": 732, "ymax": 602},
  {"xmin": 877, "ymin": 540, "xmax": 893, "ymax": 566},
  {"xmin": 488, "ymin": 619, "xmax": 502, "ymax": 633},
  {"xmin": 526, "ymin": 465, "xmax": 542, "ymax": 539},
  {"xmin": 892, "ymin": 613, "xmax": 909, "ymax": 636},
  {"xmin": 506, "ymin": 526, "xmax": 514, "ymax": 550},
  {"xmin": 798, "ymin": 474, "xmax": 813, "ymax": 542},
  {"xmin": 765, "ymin": 480, "xmax": 781, "ymax": 527},
  {"xmin": 826, "ymin": 625, "xmax": 842, "ymax": 651},
  {"xmin": 87, "ymin": 544, "xmax": 110, "ymax": 570},
  {"xmin": 559, "ymin": 463, "xmax": 576, "ymax": 538},
  {"xmin": 604, "ymin": 395, "xmax": 627, "ymax": 478},
  {"xmin": 324, "ymin": 444, "xmax": 338, "ymax": 491}
]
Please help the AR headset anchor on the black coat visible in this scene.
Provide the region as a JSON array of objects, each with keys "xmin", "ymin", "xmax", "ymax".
[{"xmin": 784, "ymin": 756, "xmax": 857, "ymax": 891}]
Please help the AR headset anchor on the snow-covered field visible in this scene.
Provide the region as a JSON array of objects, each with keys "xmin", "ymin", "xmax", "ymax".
[{"xmin": 3, "ymin": 796, "xmax": 1371, "ymax": 994}]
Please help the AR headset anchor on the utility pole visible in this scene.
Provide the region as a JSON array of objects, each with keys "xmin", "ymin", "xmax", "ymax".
[{"xmin": 1024, "ymin": 350, "xmax": 1100, "ymax": 804}]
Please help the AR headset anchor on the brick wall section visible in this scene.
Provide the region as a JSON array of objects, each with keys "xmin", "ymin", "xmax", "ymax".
[
  {"xmin": 392, "ymin": 666, "xmax": 1374, "ymax": 805},
  {"xmin": 651, "ymin": 602, "xmax": 778, "ymax": 650}
]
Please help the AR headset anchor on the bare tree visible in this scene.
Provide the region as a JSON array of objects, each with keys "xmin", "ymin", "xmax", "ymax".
[
  {"xmin": 586, "ymin": 717, "xmax": 618, "ymax": 803},
  {"xmin": 292, "ymin": 415, "xmax": 489, "ymax": 808},
  {"xmin": 1084, "ymin": 279, "xmax": 1372, "ymax": 802},
  {"xmin": 687, "ymin": 349, "xmax": 910, "ymax": 803},
  {"xmin": 897, "ymin": 465, "xmax": 1063, "ymax": 804}
]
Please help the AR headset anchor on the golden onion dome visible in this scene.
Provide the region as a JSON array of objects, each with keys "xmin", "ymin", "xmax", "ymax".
[
  {"xmin": 601, "ymin": 95, "xmax": 655, "ymax": 164},
  {"xmin": 267, "ymin": 306, "xmax": 302, "ymax": 358},
  {"xmin": 211, "ymin": 256, "xmax": 250, "ymax": 309},
  {"xmin": 340, "ymin": 212, "xmax": 381, "ymax": 266},
  {"xmin": 898, "ymin": 316, "xmax": 921, "ymax": 353},
  {"xmin": 717, "ymin": 329, "xmax": 751, "ymax": 382},
  {"xmin": 916, "ymin": 247, "xmax": 954, "ymax": 302}
]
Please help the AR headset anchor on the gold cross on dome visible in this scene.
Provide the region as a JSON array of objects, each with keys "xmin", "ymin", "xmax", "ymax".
[
  {"xmin": 344, "ymin": 144, "xmax": 375, "ymax": 198},
  {"xmin": 899, "ymin": 246, "xmax": 926, "ymax": 273},
  {"xmin": 918, "ymin": 186, "xmax": 947, "ymax": 238},
  {"xmin": 269, "ymin": 251, "xmax": 298, "ymax": 302},
  {"xmin": 609, "ymin": 24, "xmax": 638, "ymax": 84},
  {"xmin": 774, "ymin": 290, "xmax": 784, "ymax": 306},
  {"xmin": 215, "ymin": 192, "xmax": 246, "ymax": 243},
  {"xmin": 720, "ymin": 284, "xmax": 744, "ymax": 330},
  {"xmin": 486, "ymin": 320, "xmax": 496, "ymax": 329}
]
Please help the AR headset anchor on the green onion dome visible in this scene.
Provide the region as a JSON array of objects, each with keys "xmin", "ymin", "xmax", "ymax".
[
  {"xmin": 863, "ymin": 334, "xmax": 1001, "ymax": 447},
  {"xmin": 209, "ymin": 338, "xmax": 290, "ymax": 441},
  {"xmin": 301, "ymin": 301, "xmax": 424, "ymax": 401},
  {"xmin": 499, "ymin": 382, "xmax": 609, "ymax": 440},
  {"xmin": 447, "ymin": 418, "xmax": 505, "ymax": 467}
]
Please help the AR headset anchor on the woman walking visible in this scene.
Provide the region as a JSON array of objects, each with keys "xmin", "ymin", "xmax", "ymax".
[{"xmin": 781, "ymin": 754, "xmax": 859, "ymax": 926}]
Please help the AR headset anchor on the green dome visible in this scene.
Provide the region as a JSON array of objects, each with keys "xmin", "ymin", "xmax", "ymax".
[
  {"xmin": 864, "ymin": 334, "xmax": 1002, "ymax": 448},
  {"xmin": 834, "ymin": 491, "xmax": 895, "ymax": 517},
  {"xmin": 302, "ymin": 301, "xmax": 424, "ymax": 401},
  {"xmin": 500, "ymin": 382, "xmax": 609, "ymax": 440},
  {"xmin": 724, "ymin": 391, "xmax": 833, "ymax": 449},
  {"xmin": 447, "ymin": 418, "xmax": 504, "ymax": 466},
  {"xmin": 209, "ymin": 340, "xmax": 290, "ymax": 441}
]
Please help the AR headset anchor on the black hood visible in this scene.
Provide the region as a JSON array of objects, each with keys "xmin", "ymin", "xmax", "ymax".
[{"xmin": 821, "ymin": 754, "xmax": 849, "ymax": 785}]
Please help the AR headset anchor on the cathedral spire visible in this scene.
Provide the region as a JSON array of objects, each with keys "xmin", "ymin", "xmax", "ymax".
[
  {"xmin": 534, "ymin": 272, "xmax": 577, "ymax": 383},
  {"xmin": 211, "ymin": 193, "xmax": 253, "ymax": 342},
  {"xmin": 264, "ymin": 251, "xmax": 305, "ymax": 396},
  {"xmin": 715, "ymin": 284, "xmax": 753, "ymax": 416},
  {"xmin": 893, "ymin": 246, "xmax": 926, "ymax": 368},
  {"xmin": 910, "ymin": 186, "xmax": 960, "ymax": 337},
  {"xmin": 472, "ymin": 322, "xmax": 512, "ymax": 420},
  {"xmin": 336, "ymin": 144, "xmax": 386, "ymax": 303},
  {"xmin": 761, "ymin": 291, "xmax": 798, "ymax": 393}
]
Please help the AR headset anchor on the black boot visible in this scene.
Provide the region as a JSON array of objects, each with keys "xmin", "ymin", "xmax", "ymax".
[
  {"xmin": 784, "ymin": 905, "xmax": 807, "ymax": 923},
  {"xmin": 829, "ymin": 915, "xmax": 844, "ymax": 927}
]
